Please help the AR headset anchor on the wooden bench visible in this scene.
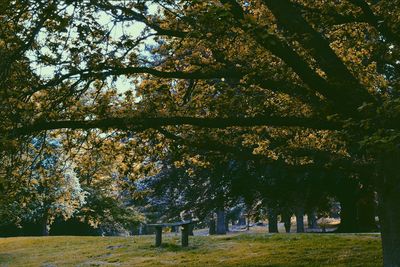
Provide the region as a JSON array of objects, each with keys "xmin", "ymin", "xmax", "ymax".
[{"xmin": 147, "ymin": 220, "xmax": 194, "ymax": 247}]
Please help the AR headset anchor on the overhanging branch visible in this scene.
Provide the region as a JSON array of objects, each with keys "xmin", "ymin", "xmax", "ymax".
[
  {"xmin": 263, "ymin": 0, "xmax": 376, "ymax": 109},
  {"xmin": 38, "ymin": 66, "xmax": 244, "ymax": 90},
  {"xmin": 8, "ymin": 115, "xmax": 341, "ymax": 137}
]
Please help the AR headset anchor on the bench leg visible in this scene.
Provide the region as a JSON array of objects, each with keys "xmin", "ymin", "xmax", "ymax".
[
  {"xmin": 155, "ymin": 226, "xmax": 162, "ymax": 247},
  {"xmin": 181, "ymin": 224, "xmax": 189, "ymax": 247}
]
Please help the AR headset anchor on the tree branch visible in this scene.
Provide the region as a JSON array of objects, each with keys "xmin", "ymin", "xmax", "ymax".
[
  {"xmin": 8, "ymin": 115, "xmax": 341, "ymax": 137},
  {"xmin": 39, "ymin": 66, "xmax": 244, "ymax": 90},
  {"xmin": 263, "ymin": 0, "xmax": 375, "ymax": 105},
  {"xmin": 219, "ymin": 0, "xmax": 375, "ymax": 117},
  {"xmin": 157, "ymin": 127, "xmax": 267, "ymax": 162},
  {"xmin": 94, "ymin": 1, "xmax": 187, "ymax": 38},
  {"xmin": 349, "ymin": 0, "xmax": 400, "ymax": 46}
]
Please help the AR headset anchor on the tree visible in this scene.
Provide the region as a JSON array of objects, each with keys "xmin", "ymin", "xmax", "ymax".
[
  {"xmin": 63, "ymin": 130, "xmax": 144, "ymax": 235},
  {"xmin": 134, "ymin": 145, "xmax": 248, "ymax": 229},
  {"xmin": 2, "ymin": 1, "xmax": 400, "ymax": 265},
  {"xmin": 0, "ymin": 137, "xmax": 86, "ymax": 235}
]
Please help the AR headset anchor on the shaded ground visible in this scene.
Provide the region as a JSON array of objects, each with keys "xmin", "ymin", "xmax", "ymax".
[
  {"xmin": 194, "ymin": 217, "xmax": 340, "ymax": 236},
  {"xmin": 0, "ymin": 232, "xmax": 382, "ymax": 266}
]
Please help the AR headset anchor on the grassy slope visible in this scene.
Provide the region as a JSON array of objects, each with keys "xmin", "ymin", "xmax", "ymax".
[{"xmin": 0, "ymin": 233, "xmax": 382, "ymax": 267}]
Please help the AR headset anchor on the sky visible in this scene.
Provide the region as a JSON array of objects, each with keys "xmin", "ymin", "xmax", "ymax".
[{"xmin": 28, "ymin": 1, "xmax": 160, "ymax": 94}]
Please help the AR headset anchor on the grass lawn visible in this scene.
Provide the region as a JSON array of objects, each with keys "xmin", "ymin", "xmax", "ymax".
[{"xmin": 0, "ymin": 233, "xmax": 382, "ymax": 266}]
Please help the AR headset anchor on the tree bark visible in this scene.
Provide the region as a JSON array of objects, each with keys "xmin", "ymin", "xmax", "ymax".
[
  {"xmin": 282, "ymin": 212, "xmax": 292, "ymax": 233},
  {"xmin": 295, "ymin": 208, "xmax": 305, "ymax": 233},
  {"xmin": 267, "ymin": 207, "xmax": 278, "ymax": 233},
  {"xmin": 377, "ymin": 152, "xmax": 400, "ymax": 267},
  {"xmin": 378, "ymin": 185, "xmax": 400, "ymax": 267},
  {"xmin": 216, "ymin": 210, "xmax": 226, "ymax": 235}
]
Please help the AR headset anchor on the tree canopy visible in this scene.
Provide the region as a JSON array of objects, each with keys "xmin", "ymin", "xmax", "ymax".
[{"xmin": 1, "ymin": 0, "xmax": 400, "ymax": 266}]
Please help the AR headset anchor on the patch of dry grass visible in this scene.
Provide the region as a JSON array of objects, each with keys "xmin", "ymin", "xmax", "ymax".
[{"xmin": 0, "ymin": 233, "xmax": 382, "ymax": 266}]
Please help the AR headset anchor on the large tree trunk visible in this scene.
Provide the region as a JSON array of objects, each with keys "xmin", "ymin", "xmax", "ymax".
[
  {"xmin": 379, "ymin": 187, "xmax": 400, "ymax": 267},
  {"xmin": 377, "ymin": 152, "xmax": 400, "ymax": 267},
  {"xmin": 282, "ymin": 212, "xmax": 291, "ymax": 233},
  {"xmin": 267, "ymin": 207, "xmax": 278, "ymax": 233},
  {"xmin": 216, "ymin": 210, "xmax": 226, "ymax": 235},
  {"xmin": 295, "ymin": 207, "xmax": 305, "ymax": 233}
]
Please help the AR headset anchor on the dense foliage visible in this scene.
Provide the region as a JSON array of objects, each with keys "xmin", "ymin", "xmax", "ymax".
[{"xmin": 1, "ymin": 0, "xmax": 400, "ymax": 265}]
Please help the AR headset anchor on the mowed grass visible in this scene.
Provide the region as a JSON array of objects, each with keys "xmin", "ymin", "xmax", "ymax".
[{"xmin": 0, "ymin": 233, "xmax": 382, "ymax": 267}]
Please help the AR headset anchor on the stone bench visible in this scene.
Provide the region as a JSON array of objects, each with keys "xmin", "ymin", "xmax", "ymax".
[{"xmin": 147, "ymin": 220, "xmax": 195, "ymax": 247}]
